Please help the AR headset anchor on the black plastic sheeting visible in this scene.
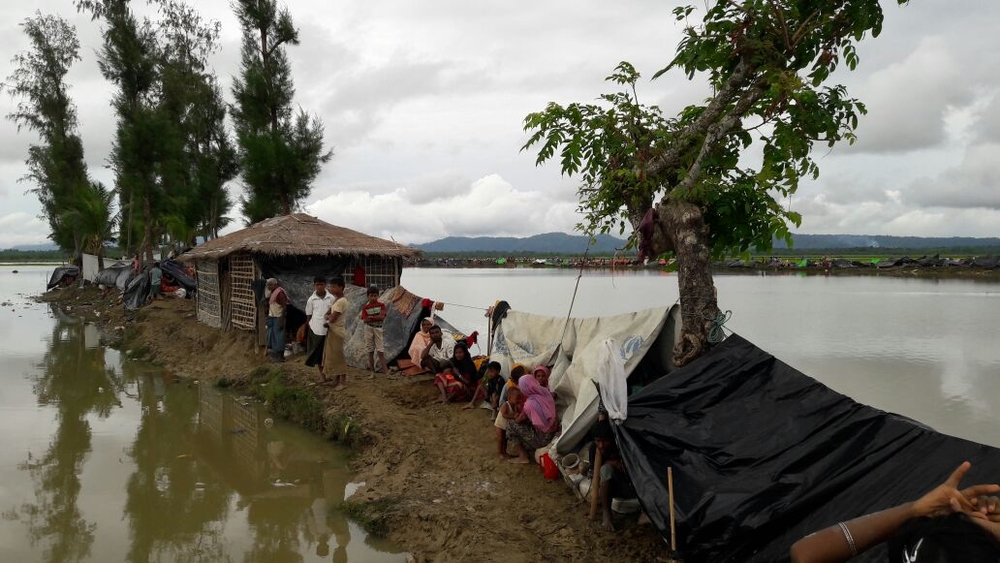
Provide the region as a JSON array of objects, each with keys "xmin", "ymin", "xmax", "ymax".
[
  {"xmin": 47, "ymin": 266, "xmax": 80, "ymax": 290},
  {"xmin": 613, "ymin": 334, "xmax": 1000, "ymax": 563},
  {"xmin": 258, "ymin": 257, "xmax": 349, "ymax": 311},
  {"xmin": 161, "ymin": 259, "xmax": 196, "ymax": 291},
  {"xmin": 123, "ymin": 271, "xmax": 150, "ymax": 311}
]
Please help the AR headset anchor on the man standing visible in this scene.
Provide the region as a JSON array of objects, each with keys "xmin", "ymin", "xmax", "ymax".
[
  {"xmin": 265, "ymin": 278, "xmax": 289, "ymax": 363},
  {"xmin": 149, "ymin": 262, "xmax": 163, "ymax": 301},
  {"xmin": 420, "ymin": 324, "xmax": 455, "ymax": 373},
  {"xmin": 304, "ymin": 276, "xmax": 334, "ymax": 377},
  {"xmin": 361, "ymin": 285, "xmax": 388, "ymax": 374}
]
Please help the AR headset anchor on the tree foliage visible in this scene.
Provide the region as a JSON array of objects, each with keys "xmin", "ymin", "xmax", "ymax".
[
  {"xmin": 76, "ymin": 0, "xmax": 238, "ymax": 259},
  {"xmin": 2, "ymin": 13, "xmax": 91, "ymax": 259},
  {"xmin": 523, "ymin": 0, "xmax": 908, "ymax": 364},
  {"xmin": 231, "ymin": 0, "xmax": 331, "ymax": 224}
]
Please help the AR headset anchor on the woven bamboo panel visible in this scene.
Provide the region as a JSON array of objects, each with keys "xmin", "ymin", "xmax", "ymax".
[
  {"xmin": 352, "ymin": 256, "xmax": 401, "ymax": 290},
  {"xmin": 195, "ymin": 261, "xmax": 221, "ymax": 328},
  {"xmin": 229, "ymin": 254, "xmax": 257, "ymax": 331}
]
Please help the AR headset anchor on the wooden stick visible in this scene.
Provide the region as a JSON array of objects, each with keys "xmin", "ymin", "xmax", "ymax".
[
  {"xmin": 668, "ymin": 466, "xmax": 677, "ymax": 552},
  {"xmin": 589, "ymin": 446, "xmax": 603, "ymax": 521}
]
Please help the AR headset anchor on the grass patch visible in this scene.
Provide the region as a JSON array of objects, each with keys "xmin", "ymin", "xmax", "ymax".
[
  {"xmin": 325, "ymin": 412, "xmax": 365, "ymax": 447},
  {"xmin": 253, "ymin": 373, "xmax": 325, "ymax": 433},
  {"xmin": 339, "ymin": 497, "xmax": 399, "ymax": 537}
]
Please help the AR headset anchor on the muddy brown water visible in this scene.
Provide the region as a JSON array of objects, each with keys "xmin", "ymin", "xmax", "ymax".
[{"xmin": 0, "ymin": 266, "xmax": 406, "ymax": 562}]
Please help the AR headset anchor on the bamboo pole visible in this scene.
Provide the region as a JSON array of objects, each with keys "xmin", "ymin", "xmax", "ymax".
[
  {"xmin": 668, "ymin": 466, "xmax": 677, "ymax": 552},
  {"xmin": 589, "ymin": 446, "xmax": 603, "ymax": 520}
]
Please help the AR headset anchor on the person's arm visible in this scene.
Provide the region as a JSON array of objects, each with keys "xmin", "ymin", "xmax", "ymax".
[
  {"xmin": 373, "ymin": 304, "xmax": 386, "ymax": 322},
  {"xmin": 790, "ymin": 462, "xmax": 999, "ymax": 563},
  {"xmin": 305, "ymin": 298, "xmax": 313, "ymax": 317}
]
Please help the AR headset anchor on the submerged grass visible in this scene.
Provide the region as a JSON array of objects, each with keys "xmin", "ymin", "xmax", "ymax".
[
  {"xmin": 339, "ymin": 497, "xmax": 400, "ymax": 537},
  {"xmin": 257, "ymin": 374, "xmax": 326, "ymax": 433}
]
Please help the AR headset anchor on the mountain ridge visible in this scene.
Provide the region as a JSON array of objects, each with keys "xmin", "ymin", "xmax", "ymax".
[{"xmin": 414, "ymin": 232, "xmax": 1000, "ymax": 254}]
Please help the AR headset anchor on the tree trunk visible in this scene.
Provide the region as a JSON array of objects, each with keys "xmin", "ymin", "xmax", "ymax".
[
  {"xmin": 659, "ymin": 199, "xmax": 720, "ymax": 367},
  {"xmin": 142, "ymin": 192, "xmax": 154, "ymax": 265}
]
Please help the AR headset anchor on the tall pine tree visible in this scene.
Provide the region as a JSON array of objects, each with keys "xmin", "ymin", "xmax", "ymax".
[
  {"xmin": 77, "ymin": 0, "xmax": 161, "ymax": 262},
  {"xmin": 2, "ymin": 13, "xmax": 92, "ymax": 262},
  {"xmin": 231, "ymin": 0, "xmax": 331, "ymax": 224}
]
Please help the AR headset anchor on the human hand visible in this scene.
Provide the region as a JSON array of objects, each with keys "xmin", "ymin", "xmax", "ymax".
[
  {"xmin": 911, "ymin": 461, "xmax": 1000, "ymax": 519},
  {"xmin": 971, "ymin": 495, "xmax": 1000, "ymax": 521},
  {"xmin": 969, "ymin": 495, "xmax": 1000, "ymax": 542}
]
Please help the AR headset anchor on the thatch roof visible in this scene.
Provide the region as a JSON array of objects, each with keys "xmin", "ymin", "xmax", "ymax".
[{"xmin": 179, "ymin": 213, "xmax": 421, "ymax": 261}]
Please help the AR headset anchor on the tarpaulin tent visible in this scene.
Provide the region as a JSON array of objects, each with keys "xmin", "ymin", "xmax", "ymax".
[
  {"xmin": 47, "ymin": 266, "xmax": 80, "ymax": 290},
  {"xmin": 614, "ymin": 334, "xmax": 1000, "ymax": 563},
  {"xmin": 490, "ymin": 305, "xmax": 681, "ymax": 453},
  {"xmin": 340, "ymin": 286, "xmax": 462, "ymax": 370},
  {"xmin": 95, "ymin": 263, "xmax": 132, "ymax": 290}
]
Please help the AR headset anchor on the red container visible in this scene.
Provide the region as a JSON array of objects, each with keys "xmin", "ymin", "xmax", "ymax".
[{"xmin": 540, "ymin": 453, "xmax": 559, "ymax": 481}]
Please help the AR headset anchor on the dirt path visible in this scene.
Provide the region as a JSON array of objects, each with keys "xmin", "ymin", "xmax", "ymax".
[{"xmin": 42, "ymin": 287, "xmax": 672, "ymax": 562}]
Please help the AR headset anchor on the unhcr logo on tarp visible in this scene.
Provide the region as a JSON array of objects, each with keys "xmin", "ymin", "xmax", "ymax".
[{"xmin": 620, "ymin": 335, "xmax": 644, "ymax": 361}]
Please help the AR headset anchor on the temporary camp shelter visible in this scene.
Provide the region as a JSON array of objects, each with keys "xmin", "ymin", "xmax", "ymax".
[
  {"xmin": 492, "ymin": 304, "xmax": 1000, "ymax": 563},
  {"xmin": 178, "ymin": 213, "xmax": 420, "ymax": 331}
]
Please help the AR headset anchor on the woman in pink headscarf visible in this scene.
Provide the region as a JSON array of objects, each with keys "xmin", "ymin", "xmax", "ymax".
[
  {"xmin": 507, "ymin": 374, "xmax": 558, "ymax": 464},
  {"xmin": 407, "ymin": 317, "xmax": 435, "ymax": 366}
]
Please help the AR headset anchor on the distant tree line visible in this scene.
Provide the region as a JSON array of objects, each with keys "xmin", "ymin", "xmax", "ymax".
[{"xmin": 2, "ymin": 0, "xmax": 331, "ymax": 268}]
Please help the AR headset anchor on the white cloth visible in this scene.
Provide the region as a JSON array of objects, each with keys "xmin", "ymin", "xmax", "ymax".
[
  {"xmin": 427, "ymin": 336, "xmax": 455, "ymax": 362},
  {"xmin": 490, "ymin": 305, "xmax": 678, "ymax": 454},
  {"xmin": 598, "ymin": 338, "xmax": 628, "ymax": 425},
  {"xmin": 304, "ymin": 292, "xmax": 334, "ymax": 336}
]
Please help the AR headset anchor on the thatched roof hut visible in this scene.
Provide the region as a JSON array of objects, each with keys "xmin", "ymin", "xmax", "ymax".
[
  {"xmin": 181, "ymin": 213, "xmax": 418, "ymax": 261},
  {"xmin": 180, "ymin": 213, "xmax": 421, "ymax": 332}
]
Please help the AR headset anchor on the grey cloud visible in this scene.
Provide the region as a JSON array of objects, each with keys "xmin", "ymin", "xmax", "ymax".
[
  {"xmin": 906, "ymin": 143, "xmax": 1000, "ymax": 210},
  {"xmin": 971, "ymin": 94, "xmax": 1000, "ymax": 145}
]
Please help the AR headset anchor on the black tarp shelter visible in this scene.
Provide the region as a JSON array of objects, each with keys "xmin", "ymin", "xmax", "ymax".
[{"xmin": 614, "ymin": 334, "xmax": 1000, "ymax": 563}]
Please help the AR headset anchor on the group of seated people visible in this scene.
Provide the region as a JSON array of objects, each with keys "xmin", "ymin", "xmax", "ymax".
[{"xmin": 406, "ymin": 317, "xmax": 561, "ymax": 465}]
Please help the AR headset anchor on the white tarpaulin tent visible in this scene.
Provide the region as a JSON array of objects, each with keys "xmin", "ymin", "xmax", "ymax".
[{"xmin": 491, "ymin": 304, "xmax": 680, "ymax": 454}]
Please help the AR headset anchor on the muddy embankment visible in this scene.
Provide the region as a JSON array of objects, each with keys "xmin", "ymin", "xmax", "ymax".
[{"xmin": 40, "ymin": 286, "xmax": 672, "ymax": 563}]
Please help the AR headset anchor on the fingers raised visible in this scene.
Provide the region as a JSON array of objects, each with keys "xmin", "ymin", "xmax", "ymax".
[
  {"xmin": 962, "ymin": 484, "xmax": 1000, "ymax": 499},
  {"xmin": 945, "ymin": 461, "xmax": 972, "ymax": 488}
]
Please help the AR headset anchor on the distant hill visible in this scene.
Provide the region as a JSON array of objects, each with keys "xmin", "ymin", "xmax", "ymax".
[
  {"xmin": 5, "ymin": 242, "xmax": 57, "ymax": 251},
  {"xmin": 414, "ymin": 232, "xmax": 1000, "ymax": 255},
  {"xmin": 777, "ymin": 234, "xmax": 1000, "ymax": 250},
  {"xmin": 415, "ymin": 232, "xmax": 630, "ymax": 254}
]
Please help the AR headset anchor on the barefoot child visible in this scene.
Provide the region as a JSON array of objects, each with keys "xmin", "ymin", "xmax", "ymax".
[
  {"xmin": 360, "ymin": 286, "xmax": 388, "ymax": 374},
  {"xmin": 464, "ymin": 361, "xmax": 502, "ymax": 410},
  {"xmin": 494, "ymin": 387, "xmax": 522, "ymax": 458}
]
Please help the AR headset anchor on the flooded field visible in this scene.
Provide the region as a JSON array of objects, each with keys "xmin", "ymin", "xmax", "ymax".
[{"xmin": 0, "ymin": 266, "xmax": 405, "ymax": 562}]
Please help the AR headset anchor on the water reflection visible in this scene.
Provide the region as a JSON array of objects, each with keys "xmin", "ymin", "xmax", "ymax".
[
  {"xmin": 4, "ymin": 306, "xmax": 124, "ymax": 562},
  {"xmin": 2, "ymin": 302, "xmax": 403, "ymax": 562}
]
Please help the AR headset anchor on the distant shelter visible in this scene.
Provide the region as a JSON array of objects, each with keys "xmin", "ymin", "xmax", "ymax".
[{"xmin": 178, "ymin": 213, "xmax": 420, "ymax": 332}]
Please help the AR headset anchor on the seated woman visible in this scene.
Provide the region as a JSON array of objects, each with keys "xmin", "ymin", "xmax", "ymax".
[
  {"xmin": 451, "ymin": 342, "xmax": 478, "ymax": 381},
  {"xmin": 432, "ymin": 341, "xmax": 478, "ymax": 404},
  {"xmin": 790, "ymin": 461, "xmax": 1000, "ymax": 563},
  {"xmin": 407, "ymin": 318, "xmax": 435, "ymax": 367},
  {"xmin": 507, "ymin": 375, "xmax": 559, "ymax": 464}
]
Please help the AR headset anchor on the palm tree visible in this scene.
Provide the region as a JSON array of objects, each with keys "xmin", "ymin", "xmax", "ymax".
[{"xmin": 60, "ymin": 182, "xmax": 118, "ymax": 270}]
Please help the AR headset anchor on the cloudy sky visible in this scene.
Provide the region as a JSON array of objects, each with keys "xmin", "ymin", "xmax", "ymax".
[{"xmin": 0, "ymin": 1, "xmax": 998, "ymax": 248}]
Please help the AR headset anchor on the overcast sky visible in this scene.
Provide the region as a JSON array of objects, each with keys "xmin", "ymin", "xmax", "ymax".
[{"xmin": 1, "ymin": 1, "xmax": 998, "ymax": 248}]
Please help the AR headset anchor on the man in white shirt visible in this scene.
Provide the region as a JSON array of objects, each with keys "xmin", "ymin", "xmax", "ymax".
[
  {"xmin": 303, "ymin": 276, "xmax": 334, "ymax": 374},
  {"xmin": 421, "ymin": 324, "xmax": 455, "ymax": 372}
]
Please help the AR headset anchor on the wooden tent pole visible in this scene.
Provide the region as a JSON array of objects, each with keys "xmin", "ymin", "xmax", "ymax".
[
  {"xmin": 668, "ymin": 466, "xmax": 677, "ymax": 552},
  {"xmin": 589, "ymin": 446, "xmax": 603, "ymax": 521}
]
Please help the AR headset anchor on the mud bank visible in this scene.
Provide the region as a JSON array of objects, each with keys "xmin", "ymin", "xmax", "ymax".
[{"xmin": 40, "ymin": 286, "xmax": 671, "ymax": 562}]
